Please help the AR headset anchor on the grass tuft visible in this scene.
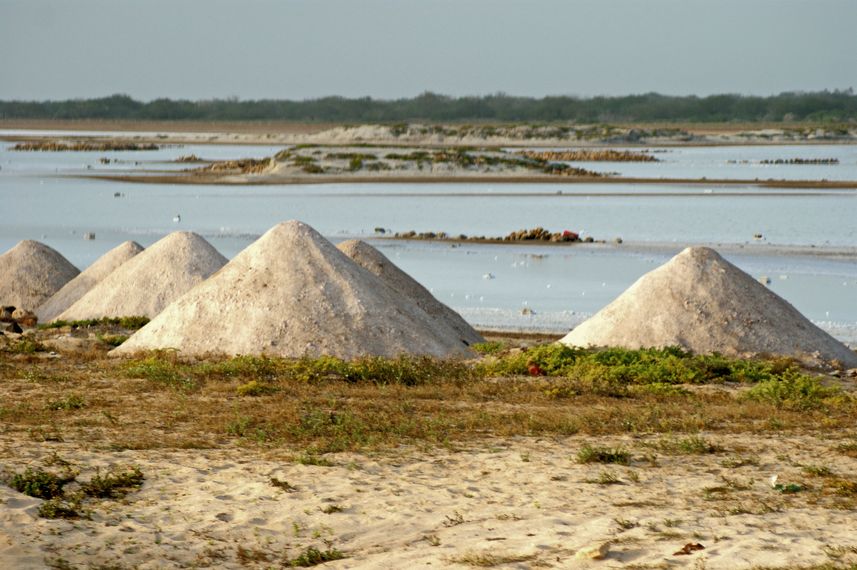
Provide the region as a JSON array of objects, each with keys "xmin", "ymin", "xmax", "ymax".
[
  {"xmin": 287, "ymin": 546, "xmax": 345, "ymax": 567},
  {"xmin": 577, "ymin": 444, "xmax": 631, "ymax": 465}
]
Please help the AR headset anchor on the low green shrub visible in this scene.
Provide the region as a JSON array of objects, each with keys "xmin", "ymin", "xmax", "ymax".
[
  {"xmin": 743, "ymin": 371, "xmax": 841, "ymax": 410},
  {"xmin": 9, "ymin": 468, "xmax": 76, "ymax": 499},
  {"xmin": 287, "ymin": 546, "xmax": 345, "ymax": 567},
  {"xmin": 39, "ymin": 316, "xmax": 149, "ymax": 330},
  {"xmin": 577, "ymin": 444, "xmax": 631, "ymax": 465},
  {"xmin": 81, "ymin": 466, "xmax": 144, "ymax": 499}
]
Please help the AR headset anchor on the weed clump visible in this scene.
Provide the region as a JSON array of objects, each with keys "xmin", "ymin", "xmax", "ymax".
[
  {"xmin": 653, "ymin": 436, "xmax": 721, "ymax": 455},
  {"xmin": 81, "ymin": 466, "xmax": 144, "ymax": 498},
  {"xmin": 38, "ymin": 496, "xmax": 87, "ymax": 520},
  {"xmin": 39, "ymin": 316, "xmax": 149, "ymax": 330},
  {"xmin": 236, "ymin": 380, "xmax": 279, "ymax": 397},
  {"xmin": 478, "ymin": 344, "xmax": 815, "ymax": 392},
  {"xmin": 9, "ymin": 468, "xmax": 76, "ymax": 499},
  {"xmin": 743, "ymin": 372, "xmax": 842, "ymax": 410},
  {"xmin": 46, "ymin": 394, "xmax": 86, "ymax": 411},
  {"xmin": 577, "ymin": 444, "xmax": 631, "ymax": 465},
  {"xmin": 287, "ymin": 546, "xmax": 345, "ymax": 567}
]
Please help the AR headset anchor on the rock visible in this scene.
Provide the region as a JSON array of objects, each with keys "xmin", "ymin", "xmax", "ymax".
[
  {"xmin": 0, "ymin": 306, "xmax": 14, "ymax": 321},
  {"xmin": 2, "ymin": 321, "xmax": 23, "ymax": 334},
  {"xmin": 576, "ymin": 542, "xmax": 609, "ymax": 559},
  {"xmin": 11, "ymin": 309, "xmax": 37, "ymax": 328}
]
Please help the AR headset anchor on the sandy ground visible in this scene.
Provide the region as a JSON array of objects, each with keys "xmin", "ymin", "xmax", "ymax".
[{"xmin": 3, "ymin": 434, "xmax": 857, "ymax": 569}]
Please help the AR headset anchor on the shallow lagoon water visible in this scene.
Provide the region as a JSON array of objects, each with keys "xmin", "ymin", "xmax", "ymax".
[
  {"xmin": 568, "ymin": 144, "xmax": 857, "ymax": 181},
  {"xmin": 2, "ymin": 136, "xmax": 856, "ymax": 343}
]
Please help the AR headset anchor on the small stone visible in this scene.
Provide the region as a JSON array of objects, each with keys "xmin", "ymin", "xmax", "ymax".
[
  {"xmin": 11, "ymin": 308, "xmax": 37, "ymax": 328},
  {"xmin": 576, "ymin": 542, "xmax": 609, "ymax": 560},
  {"xmin": 2, "ymin": 321, "xmax": 23, "ymax": 334}
]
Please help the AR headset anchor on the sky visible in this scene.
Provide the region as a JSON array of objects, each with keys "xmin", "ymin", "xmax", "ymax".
[{"xmin": 1, "ymin": 0, "xmax": 856, "ymax": 101}]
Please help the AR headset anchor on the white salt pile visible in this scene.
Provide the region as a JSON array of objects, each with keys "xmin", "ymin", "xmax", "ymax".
[
  {"xmin": 56, "ymin": 232, "xmax": 226, "ymax": 321},
  {"xmin": 561, "ymin": 246, "xmax": 857, "ymax": 368},
  {"xmin": 113, "ymin": 221, "xmax": 473, "ymax": 359},
  {"xmin": 37, "ymin": 241, "xmax": 144, "ymax": 322},
  {"xmin": 0, "ymin": 240, "xmax": 79, "ymax": 312},
  {"xmin": 337, "ymin": 239, "xmax": 484, "ymax": 346}
]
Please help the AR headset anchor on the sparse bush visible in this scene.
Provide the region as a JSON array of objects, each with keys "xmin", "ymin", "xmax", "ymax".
[
  {"xmin": 38, "ymin": 495, "xmax": 87, "ymax": 520},
  {"xmin": 39, "ymin": 316, "xmax": 149, "ymax": 330},
  {"xmin": 287, "ymin": 546, "xmax": 345, "ymax": 567},
  {"xmin": 471, "ymin": 341, "xmax": 505, "ymax": 355},
  {"xmin": 743, "ymin": 371, "xmax": 841, "ymax": 410},
  {"xmin": 97, "ymin": 333, "xmax": 129, "ymax": 347},
  {"xmin": 81, "ymin": 466, "xmax": 144, "ymax": 498},
  {"xmin": 46, "ymin": 394, "xmax": 85, "ymax": 411},
  {"xmin": 9, "ymin": 468, "xmax": 76, "ymax": 499},
  {"xmin": 653, "ymin": 436, "xmax": 721, "ymax": 455},
  {"xmin": 577, "ymin": 444, "xmax": 631, "ymax": 465}
]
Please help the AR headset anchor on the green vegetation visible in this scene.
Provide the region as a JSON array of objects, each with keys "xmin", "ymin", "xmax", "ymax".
[
  {"xmin": 577, "ymin": 444, "xmax": 631, "ymax": 465},
  {"xmin": 39, "ymin": 316, "xmax": 150, "ymax": 330},
  {"xmin": 123, "ymin": 353, "xmax": 474, "ymax": 389},
  {"xmin": 96, "ymin": 333, "xmax": 129, "ymax": 347},
  {"xmin": 651, "ymin": 436, "xmax": 721, "ymax": 455},
  {"xmin": 742, "ymin": 371, "xmax": 842, "ymax": 410},
  {"xmin": 3, "ymin": 91, "xmax": 857, "ymax": 122},
  {"xmin": 287, "ymin": 546, "xmax": 345, "ymax": 567},
  {"xmin": 80, "ymin": 466, "xmax": 144, "ymax": 498},
  {"xmin": 479, "ymin": 344, "xmax": 805, "ymax": 384},
  {"xmin": 9, "ymin": 468, "xmax": 76, "ymax": 499},
  {"xmin": 46, "ymin": 394, "xmax": 86, "ymax": 411},
  {"xmin": 6, "ymin": 462, "xmax": 144, "ymax": 519},
  {"xmin": 38, "ymin": 496, "xmax": 86, "ymax": 520}
]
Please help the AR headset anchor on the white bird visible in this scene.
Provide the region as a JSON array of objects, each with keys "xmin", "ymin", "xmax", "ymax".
[{"xmin": 173, "ymin": 214, "xmax": 181, "ymax": 223}]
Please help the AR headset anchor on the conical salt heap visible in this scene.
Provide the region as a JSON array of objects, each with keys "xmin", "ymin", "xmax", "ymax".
[
  {"xmin": 0, "ymin": 240, "xmax": 80, "ymax": 312},
  {"xmin": 113, "ymin": 221, "xmax": 473, "ymax": 359},
  {"xmin": 337, "ymin": 239, "xmax": 484, "ymax": 346},
  {"xmin": 37, "ymin": 241, "xmax": 145, "ymax": 322},
  {"xmin": 56, "ymin": 232, "xmax": 226, "ymax": 321},
  {"xmin": 561, "ymin": 247, "xmax": 857, "ymax": 368}
]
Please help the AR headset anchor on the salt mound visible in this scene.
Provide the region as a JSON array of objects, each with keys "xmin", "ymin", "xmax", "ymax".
[
  {"xmin": 37, "ymin": 241, "xmax": 144, "ymax": 322},
  {"xmin": 0, "ymin": 240, "xmax": 79, "ymax": 312},
  {"xmin": 561, "ymin": 247, "xmax": 857, "ymax": 368},
  {"xmin": 56, "ymin": 232, "xmax": 226, "ymax": 321},
  {"xmin": 113, "ymin": 221, "xmax": 473, "ymax": 359},
  {"xmin": 337, "ymin": 239, "xmax": 484, "ymax": 346}
]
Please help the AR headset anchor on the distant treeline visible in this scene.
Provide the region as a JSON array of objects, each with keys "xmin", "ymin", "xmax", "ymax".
[{"xmin": 1, "ymin": 91, "xmax": 856, "ymax": 123}]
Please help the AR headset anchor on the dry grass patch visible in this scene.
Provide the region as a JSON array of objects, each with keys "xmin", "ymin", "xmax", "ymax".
[
  {"xmin": 449, "ymin": 551, "xmax": 537, "ymax": 567},
  {"xmin": 1, "ymin": 346, "xmax": 855, "ymax": 454}
]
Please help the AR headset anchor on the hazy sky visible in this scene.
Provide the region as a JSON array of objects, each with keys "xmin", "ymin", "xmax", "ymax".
[{"xmin": 2, "ymin": 0, "xmax": 856, "ymax": 101}]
